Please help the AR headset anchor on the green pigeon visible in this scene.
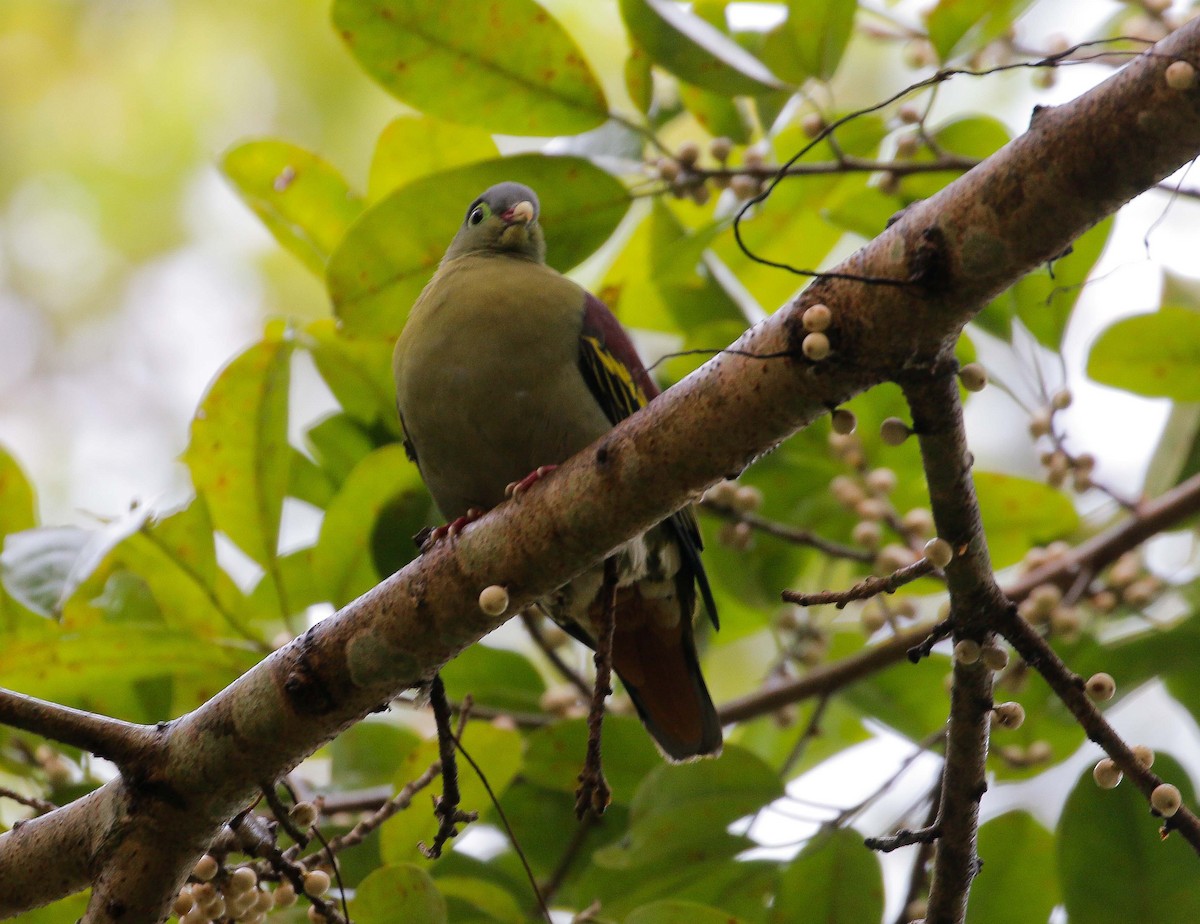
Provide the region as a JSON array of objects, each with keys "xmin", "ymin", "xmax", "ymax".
[{"xmin": 393, "ymin": 182, "xmax": 722, "ymax": 761}]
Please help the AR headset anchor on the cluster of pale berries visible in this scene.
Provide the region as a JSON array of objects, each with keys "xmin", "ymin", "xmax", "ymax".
[
  {"xmin": 651, "ymin": 135, "xmax": 775, "ymax": 206},
  {"xmin": 1026, "ymin": 389, "xmax": 1099, "ymax": 494},
  {"xmin": 1017, "ymin": 548, "xmax": 1161, "ymax": 643},
  {"xmin": 171, "ymin": 807, "xmax": 330, "ymax": 923},
  {"xmin": 704, "ymin": 479, "xmax": 764, "ymax": 551},
  {"xmin": 1085, "ymin": 674, "xmax": 1183, "ymax": 817}
]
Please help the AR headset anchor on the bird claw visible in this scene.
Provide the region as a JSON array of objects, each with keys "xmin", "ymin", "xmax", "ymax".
[
  {"xmin": 419, "ymin": 508, "xmax": 486, "ymax": 552},
  {"xmin": 505, "ymin": 465, "xmax": 559, "ymax": 499}
]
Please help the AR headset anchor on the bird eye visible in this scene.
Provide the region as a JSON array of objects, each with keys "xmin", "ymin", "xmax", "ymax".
[{"xmin": 468, "ymin": 206, "xmax": 485, "ymax": 226}]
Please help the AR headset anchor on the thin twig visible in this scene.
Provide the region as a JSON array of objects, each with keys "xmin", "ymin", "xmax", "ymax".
[
  {"xmin": 702, "ymin": 501, "xmax": 874, "ymax": 561},
  {"xmin": 782, "ymin": 558, "xmax": 935, "ymax": 608},
  {"xmin": 575, "ymin": 559, "xmax": 616, "ymax": 819},
  {"xmin": 420, "ymin": 678, "xmax": 476, "ymax": 859},
  {"xmin": 0, "ymin": 787, "xmax": 56, "ymax": 816},
  {"xmin": 521, "ymin": 609, "xmax": 592, "ymax": 699},
  {"xmin": 453, "ymin": 738, "xmax": 553, "ymax": 924}
]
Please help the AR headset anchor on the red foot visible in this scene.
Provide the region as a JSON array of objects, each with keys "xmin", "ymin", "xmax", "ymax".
[
  {"xmin": 505, "ymin": 465, "xmax": 558, "ymax": 499},
  {"xmin": 420, "ymin": 507, "xmax": 485, "ymax": 551}
]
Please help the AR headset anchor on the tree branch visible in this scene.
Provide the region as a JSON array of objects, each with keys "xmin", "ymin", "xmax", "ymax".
[
  {"xmin": 3, "ymin": 20, "xmax": 1200, "ymax": 922},
  {"xmin": 0, "ymin": 688, "xmax": 158, "ymax": 771}
]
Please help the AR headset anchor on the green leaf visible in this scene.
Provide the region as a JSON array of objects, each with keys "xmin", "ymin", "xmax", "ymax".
[
  {"xmin": 383, "ymin": 723, "xmax": 523, "ymax": 864},
  {"xmin": 973, "ymin": 472, "xmax": 1079, "ymax": 569},
  {"xmin": 0, "ymin": 526, "xmax": 94, "ymax": 619},
  {"xmin": 0, "ymin": 625, "xmax": 259, "ymax": 706},
  {"xmin": 627, "ymin": 899, "xmax": 749, "ymax": 924},
  {"xmin": 778, "ymin": 0, "xmax": 857, "ymax": 82},
  {"xmin": 620, "ymin": 0, "xmax": 783, "ymax": 96},
  {"xmin": 287, "ymin": 447, "xmax": 337, "ymax": 509},
  {"xmin": 970, "ymin": 812, "xmax": 1059, "ymax": 923},
  {"xmin": 677, "ymin": 82, "xmax": 751, "ymax": 143},
  {"xmin": 222, "ymin": 140, "xmax": 364, "ymax": 276},
  {"xmin": 303, "ymin": 319, "xmax": 401, "ymax": 433},
  {"xmin": 522, "ymin": 716, "xmax": 660, "ymax": 804},
  {"xmin": 600, "ymin": 203, "xmax": 743, "ymax": 334},
  {"xmin": 926, "ymin": 0, "xmax": 1037, "ymax": 61},
  {"xmin": 596, "ymin": 745, "xmax": 781, "ymax": 870},
  {"xmin": 333, "ymin": 0, "xmax": 608, "ymax": 136},
  {"xmin": 312, "ymin": 444, "xmax": 426, "ymax": 607},
  {"xmin": 351, "ymin": 864, "xmax": 447, "ymax": 924},
  {"xmin": 184, "ymin": 333, "xmax": 294, "ymax": 567},
  {"xmin": 625, "ymin": 46, "xmax": 654, "ymax": 115},
  {"xmin": 331, "ymin": 721, "xmax": 421, "ymax": 789},
  {"xmin": 1059, "ymin": 755, "xmax": 1200, "ymax": 923},
  {"xmin": 1086, "ymin": 306, "xmax": 1200, "ymax": 401},
  {"xmin": 981, "ymin": 216, "xmax": 1112, "ymax": 347},
  {"xmin": 368, "ymin": 116, "xmax": 499, "ymax": 202},
  {"xmin": 62, "ymin": 500, "xmax": 248, "ymax": 639},
  {"xmin": 5, "ymin": 891, "xmax": 90, "ymax": 923},
  {"xmin": 0, "ymin": 446, "xmax": 36, "ymax": 537},
  {"xmin": 772, "ymin": 828, "xmax": 884, "ymax": 923},
  {"xmin": 435, "ymin": 876, "xmax": 526, "ymax": 924},
  {"xmin": 1144, "ymin": 403, "xmax": 1200, "ymax": 495},
  {"xmin": 328, "ymin": 155, "xmax": 629, "ymax": 339},
  {"xmin": 305, "ymin": 413, "xmax": 377, "ymax": 487},
  {"xmin": 439, "ymin": 644, "xmax": 546, "ymax": 714}
]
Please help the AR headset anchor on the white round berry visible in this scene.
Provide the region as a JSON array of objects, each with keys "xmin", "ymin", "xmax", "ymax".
[
  {"xmin": 478, "ymin": 584, "xmax": 510, "ymax": 617},
  {"xmin": 924, "ymin": 538, "xmax": 953, "ymax": 569},
  {"xmin": 981, "ymin": 644, "xmax": 1010, "ymax": 671},
  {"xmin": 228, "ymin": 866, "xmax": 258, "ymax": 896},
  {"xmin": 193, "ymin": 854, "xmax": 219, "ymax": 882},
  {"xmin": 958, "ymin": 363, "xmax": 988, "ymax": 392},
  {"xmin": 303, "ymin": 869, "xmax": 332, "ymax": 897},
  {"xmin": 1151, "ymin": 783, "xmax": 1182, "ymax": 817},
  {"xmin": 1166, "ymin": 60, "xmax": 1196, "ymax": 90},
  {"xmin": 802, "ymin": 332, "xmax": 831, "ymax": 361},
  {"xmin": 993, "ymin": 701, "xmax": 1026, "ymax": 729},
  {"xmin": 880, "ymin": 417, "xmax": 911, "ymax": 446},
  {"xmin": 1086, "ymin": 672, "xmax": 1116, "ymax": 702},
  {"xmin": 289, "ymin": 801, "xmax": 319, "ymax": 828},
  {"xmin": 1093, "ymin": 758, "xmax": 1122, "ymax": 789},
  {"xmin": 803, "ymin": 303, "xmax": 832, "ymax": 332}
]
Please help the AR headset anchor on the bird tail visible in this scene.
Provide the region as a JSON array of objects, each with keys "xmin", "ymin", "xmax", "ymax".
[{"xmin": 603, "ymin": 585, "xmax": 722, "ymax": 762}]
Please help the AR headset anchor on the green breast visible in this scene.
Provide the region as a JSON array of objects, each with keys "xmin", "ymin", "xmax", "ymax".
[{"xmin": 394, "ymin": 254, "xmax": 614, "ymax": 516}]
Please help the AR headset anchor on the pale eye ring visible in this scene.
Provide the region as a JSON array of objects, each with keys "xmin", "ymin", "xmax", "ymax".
[{"xmin": 468, "ymin": 206, "xmax": 485, "ymax": 226}]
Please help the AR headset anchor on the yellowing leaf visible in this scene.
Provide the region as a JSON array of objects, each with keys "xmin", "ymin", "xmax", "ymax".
[
  {"xmin": 1087, "ymin": 307, "xmax": 1200, "ymax": 401},
  {"xmin": 184, "ymin": 335, "xmax": 294, "ymax": 567},
  {"xmin": 333, "ymin": 0, "xmax": 608, "ymax": 136},
  {"xmin": 222, "ymin": 140, "xmax": 364, "ymax": 276}
]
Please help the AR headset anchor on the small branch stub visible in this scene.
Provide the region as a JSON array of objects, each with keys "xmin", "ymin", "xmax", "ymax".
[{"xmin": 478, "ymin": 585, "xmax": 510, "ymax": 617}]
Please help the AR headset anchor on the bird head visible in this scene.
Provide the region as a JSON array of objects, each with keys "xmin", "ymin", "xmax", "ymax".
[{"xmin": 443, "ymin": 182, "xmax": 546, "ymax": 263}]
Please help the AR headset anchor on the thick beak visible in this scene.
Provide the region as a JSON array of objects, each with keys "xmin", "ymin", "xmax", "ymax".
[{"xmin": 502, "ymin": 200, "xmax": 535, "ymax": 225}]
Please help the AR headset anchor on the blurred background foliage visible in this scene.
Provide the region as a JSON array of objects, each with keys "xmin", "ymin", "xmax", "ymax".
[{"xmin": 2, "ymin": 1, "xmax": 1200, "ymax": 922}]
